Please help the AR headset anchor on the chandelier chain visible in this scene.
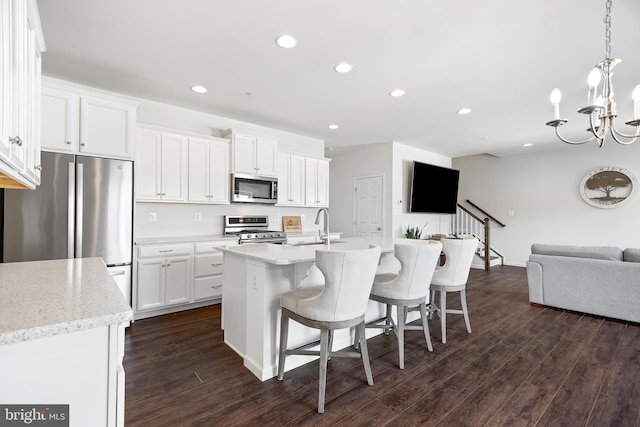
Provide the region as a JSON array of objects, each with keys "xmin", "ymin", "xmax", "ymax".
[{"xmin": 605, "ymin": 0, "xmax": 612, "ymax": 59}]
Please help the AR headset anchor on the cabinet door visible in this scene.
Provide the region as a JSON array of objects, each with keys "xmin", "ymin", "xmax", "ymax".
[
  {"xmin": 316, "ymin": 159, "xmax": 330, "ymax": 206},
  {"xmin": 208, "ymin": 139, "xmax": 229, "ymax": 203},
  {"xmin": 0, "ymin": 0, "xmax": 11, "ymax": 163},
  {"xmin": 164, "ymin": 256, "xmax": 191, "ymax": 305},
  {"xmin": 305, "ymin": 158, "xmax": 318, "ymax": 205},
  {"xmin": 79, "ymin": 95, "xmax": 136, "ymax": 159},
  {"xmin": 289, "ymin": 154, "xmax": 305, "ymax": 205},
  {"xmin": 8, "ymin": 0, "xmax": 26, "ymax": 172},
  {"xmin": 187, "ymin": 137, "xmax": 209, "ymax": 202},
  {"xmin": 23, "ymin": 14, "xmax": 41, "ymax": 185},
  {"xmin": 233, "ymin": 133, "xmax": 256, "ymax": 174},
  {"xmin": 136, "ymin": 258, "xmax": 164, "ymax": 311},
  {"xmin": 40, "ymin": 86, "xmax": 79, "ymax": 153},
  {"xmin": 136, "ymin": 129, "xmax": 162, "ymax": 200},
  {"xmin": 277, "ymin": 152, "xmax": 290, "ymax": 204},
  {"xmin": 255, "ymin": 136, "xmax": 277, "ymax": 176},
  {"xmin": 160, "ymin": 133, "xmax": 188, "ymax": 201}
]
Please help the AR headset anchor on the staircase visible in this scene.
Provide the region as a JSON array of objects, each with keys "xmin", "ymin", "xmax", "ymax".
[{"xmin": 450, "ymin": 200, "xmax": 505, "ymax": 271}]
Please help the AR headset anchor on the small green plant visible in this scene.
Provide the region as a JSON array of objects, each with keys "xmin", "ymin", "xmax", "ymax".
[{"xmin": 404, "ymin": 223, "xmax": 427, "ymax": 239}]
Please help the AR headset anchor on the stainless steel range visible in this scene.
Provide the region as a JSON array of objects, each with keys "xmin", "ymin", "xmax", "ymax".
[{"xmin": 224, "ymin": 215, "xmax": 287, "ymax": 244}]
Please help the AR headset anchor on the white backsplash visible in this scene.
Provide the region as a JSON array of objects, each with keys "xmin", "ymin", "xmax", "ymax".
[{"xmin": 135, "ymin": 202, "xmax": 325, "ymax": 239}]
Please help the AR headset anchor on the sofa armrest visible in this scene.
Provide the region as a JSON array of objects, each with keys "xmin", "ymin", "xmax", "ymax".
[{"xmin": 526, "ymin": 260, "xmax": 543, "ymax": 304}]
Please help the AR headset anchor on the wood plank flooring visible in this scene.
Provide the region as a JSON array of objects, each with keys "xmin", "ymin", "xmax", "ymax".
[{"xmin": 124, "ymin": 266, "xmax": 640, "ymax": 426}]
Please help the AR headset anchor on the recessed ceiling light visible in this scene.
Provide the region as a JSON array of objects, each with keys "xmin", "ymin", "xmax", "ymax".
[
  {"xmin": 328, "ymin": 124, "xmax": 339, "ymax": 130},
  {"xmin": 275, "ymin": 35, "xmax": 297, "ymax": 48},
  {"xmin": 457, "ymin": 108, "xmax": 472, "ymax": 115},
  {"xmin": 523, "ymin": 143, "xmax": 533, "ymax": 147},
  {"xmin": 389, "ymin": 89, "xmax": 405, "ymax": 97},
  {"xmin": 334, "ymin": 63, "xmax": 352, "ymax": 73},
  {"xmin": 191, "ymin": 85, "xmax": 207, "ymax": 94}
]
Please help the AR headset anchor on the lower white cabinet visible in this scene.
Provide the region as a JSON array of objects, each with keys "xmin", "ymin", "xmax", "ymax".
[
  {"xmin": 134, "ymin": 240, "xmax": 228, "ymax": 319},
  {"xmin": 193, "ymin": 241, "xmax": 225, "ymax": 300},
  {"xmin": 136, "ymin": 243, "xmax": 192, "ymax": 312}
]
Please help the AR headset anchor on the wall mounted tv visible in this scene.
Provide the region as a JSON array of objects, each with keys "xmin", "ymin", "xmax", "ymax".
[{"xmin": 409, "ymin": 161, "xmax": 460, "ymax": 214}]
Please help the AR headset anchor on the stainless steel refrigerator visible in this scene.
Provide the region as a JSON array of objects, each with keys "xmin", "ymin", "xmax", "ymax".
[{"xmin": 2, "ymin": 151, "xmax": 133, "ymax": 305}]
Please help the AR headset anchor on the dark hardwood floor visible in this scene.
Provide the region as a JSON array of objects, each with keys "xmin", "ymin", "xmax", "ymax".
[{"xmin": 124, "ymin": 266, "xmax": 640, "ymax": 426}]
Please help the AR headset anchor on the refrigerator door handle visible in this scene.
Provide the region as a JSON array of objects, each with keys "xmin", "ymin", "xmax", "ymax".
[
  {"xmin": 68, "ymin": 161, "xmax": 76, "ymax": 259},
  {"xmin": 75, "ymin": 163, "xmax": 84, "ymax": 258}
]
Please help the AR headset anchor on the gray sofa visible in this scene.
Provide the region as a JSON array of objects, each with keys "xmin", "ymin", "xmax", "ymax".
[{"xmin": 526, "ymin": 244, "xmax": 640, "ymax": 323}]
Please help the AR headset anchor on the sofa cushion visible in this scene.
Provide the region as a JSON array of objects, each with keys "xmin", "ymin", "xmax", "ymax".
[
  {"xmin": 624, "ymin": 248, "xmax": 640, "ymax": 263},
  {"xmin": 530, "ymin": 244, "xmax": 623, "ymax": 261}
]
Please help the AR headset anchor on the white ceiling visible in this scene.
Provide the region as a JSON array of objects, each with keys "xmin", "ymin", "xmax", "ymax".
[{"xmin": 35, "ymin": 0, "xmax": 640, "ymax": 158}]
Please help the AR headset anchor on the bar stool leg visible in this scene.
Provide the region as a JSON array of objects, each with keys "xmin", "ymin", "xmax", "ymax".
[
  {"xmin": 419, "ymin": 302, "xmax": 433, "ymax": 352},
  {"xmin": 318, "ymin": 328, "xmax": 330, "ymax": 413},
  {"xmin": 277, "ymin": 311, "xmax": 289, "ymax": 380},
  {"xmin": 440, "ymin": 290, "xmax": 447, "ymax": 344},
  {"xmin": 356, "ymin": 322, "xmax": 374, "ymax": 385},
  {"xmin": 461, "ymin": 289, "xmax": 472, "ymax": 333},
  {"xmin": 397, "ymin": 304, "xmax": 406, "ymax": 369}
]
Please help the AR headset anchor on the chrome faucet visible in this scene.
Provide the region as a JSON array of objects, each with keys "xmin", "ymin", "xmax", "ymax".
[{"xmin": 314, "ymin": 208, "xmax": 330, "ymax": 245}]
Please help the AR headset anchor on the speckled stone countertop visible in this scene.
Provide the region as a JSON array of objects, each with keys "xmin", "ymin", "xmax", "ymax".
[
  {"xmin": 0, "ymin": 258, "xmax": 133, "ymax": 346},
  {"xmin": 135, "ymin": 234, "xmax": 237, "ymax": 245},
  {"xmin": 217, "ymin": 236, "xmax": 396, "ymax": 265}
]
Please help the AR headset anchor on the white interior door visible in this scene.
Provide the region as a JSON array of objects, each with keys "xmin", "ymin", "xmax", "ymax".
[{"xmin": 355, "ymin": 175, "xmax": 384, "ymax": 237}]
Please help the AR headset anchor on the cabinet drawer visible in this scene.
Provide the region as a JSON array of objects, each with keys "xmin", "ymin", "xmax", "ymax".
[
  {"xmin": 194, "ymin": 276, "xmax": 223, "ymax": 300},
  {"xmin": 194, "ymin": 241, "xmax": 229, "ymax": 254},
  {"xmin": 195, "ymin": 253, "xmax": 224, "ymax": 277},
  {"xmin": 138, "ymin": 244, "xmax": 192, "ymax": 258}
]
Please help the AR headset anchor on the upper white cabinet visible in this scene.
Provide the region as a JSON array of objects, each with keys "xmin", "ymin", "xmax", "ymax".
[
  {"xmin": 136, "ymin": 127, "xmax": 188, "ymax": 202},
  {"xmin": 41, "ymin": 80, "xmax": 138, "ymax": 159},
  {"xmin": 277, "ymin": 152, "xmax": 305, "ymax": 206},
  {"xmin": 305, "ymin": 157, "xmax": 330, "ymax": 207},
  {"xmin": 222, "ymin": 129, "xmax": 278, "ymax": 177},
  {"xmin": 0, "ymin": 0, "xmax": 45, "ymax": 189},
  {"xmin": 187, "ymin": 136, "xmax": 230, "ymax": 204}
]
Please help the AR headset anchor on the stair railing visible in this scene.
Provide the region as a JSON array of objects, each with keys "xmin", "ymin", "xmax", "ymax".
[{"xmin": 451, "ymin": 201, "xmax": 505, "ymax": 271}]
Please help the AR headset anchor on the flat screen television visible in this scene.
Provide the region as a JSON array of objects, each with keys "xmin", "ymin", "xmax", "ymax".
[{"xmin": 409, "ymin": 161, "xmax": 460, "ymax": 214}]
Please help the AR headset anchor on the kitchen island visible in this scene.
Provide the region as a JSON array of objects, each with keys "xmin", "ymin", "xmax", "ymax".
[
  {"xmin": 219, "ymin": 237, "xmax": 397, "ymax": 381},
  {"xmin": 0, "ymin": 258, "xmax": 133, "ymax": 427}
]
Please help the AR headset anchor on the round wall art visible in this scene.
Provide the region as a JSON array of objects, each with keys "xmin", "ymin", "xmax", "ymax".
[{"xmin": 579, "ymin": 166, "xmax": 638, "ymax": 208}]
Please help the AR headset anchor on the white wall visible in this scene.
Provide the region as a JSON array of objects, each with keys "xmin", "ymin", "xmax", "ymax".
[
  {"xmin": 453, "ymin": 142, "xmax": 640, "ymax": 266},
  {"xmin": 328, "ymin": 142, "xmax": 453, "ymax": 239},
  {"xmin": 328, "ymin": 143, "xmax": 393, "ymax": 237}
]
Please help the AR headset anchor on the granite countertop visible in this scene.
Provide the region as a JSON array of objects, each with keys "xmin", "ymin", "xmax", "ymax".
[
  {"xmin": 0, "ymin": 258, "xmax": 133, "ymax": 346},
  {"xmin": 217, "ymin": 236, "xmax": 396, "ymax": 265},
  {"xmin": 135, "ymin": 234, "xmax": 237, "ymax": 245}
]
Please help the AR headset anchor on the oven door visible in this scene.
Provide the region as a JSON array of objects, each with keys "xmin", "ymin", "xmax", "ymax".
[{"xmin": 231, "ymin": 173, "xmax": 278, "ymax": 204}]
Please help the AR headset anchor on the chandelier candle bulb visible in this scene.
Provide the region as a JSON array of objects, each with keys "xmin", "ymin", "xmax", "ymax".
[
  {"xmin": 587, "ymin": 68, "xmax": 601, "ymax": 105},
  {"xmin": 550, "ymin": 89, "xmax": 562, "ymax": 120},
  {"xmin": 633, "ymin": 85, "xmax": 640, "ymax": 119}
]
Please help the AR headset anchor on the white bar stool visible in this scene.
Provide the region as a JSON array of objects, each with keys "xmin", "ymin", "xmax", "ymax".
[
  {"xmin": 277, "ymin": 245, "xmax": 381, "ymax": 413},
  {"xmin": 366, "ymin": 240, "xmax": 442, "ymax": 369},
  {"xmin": 430, "ymin": 237, "xmax": 478, "ymax": 343}
]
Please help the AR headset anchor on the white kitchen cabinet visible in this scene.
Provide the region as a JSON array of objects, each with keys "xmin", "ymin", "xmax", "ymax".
[
  {"xmin": 223, "ymin": 129, "xmax": 278, "ymax": 177},
  {"xmin": 136, "ymin": 127, "xmax": 188, "ymax": 201},
  {"xmin": 277, "ymin": 152, "xmax": 305, "ymax": 206},
  {"xmin": 305, "ymin": 157, "xmax": 330, "ymax": 206},
  {"xmin": 193, "ymin": 241, "xmax": 226, "ymax": 301},
  {"xmin": 188, "ymin": 136, "xmax": 230, "ymax": 203},
  {"xmin": 136, "ymin": 244, "xmax": 192, "ymax": 312},
  {"xmin": 40, "ymin": 80, "xmax": 137, "ymax": 159},
  {"xmin": 0, "ymin": 0, "xmax": 44, "ymax": 189}
]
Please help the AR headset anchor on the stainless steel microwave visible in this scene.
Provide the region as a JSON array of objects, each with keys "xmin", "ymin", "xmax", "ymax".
[{"xmin": 231, "ymin": 173, "xmax": 278, "ymax": 204}]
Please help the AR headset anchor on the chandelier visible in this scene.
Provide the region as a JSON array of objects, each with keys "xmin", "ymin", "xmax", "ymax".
[{"xmin": 546, "ymin": 0, "xmax": 640, "ymax": 147}]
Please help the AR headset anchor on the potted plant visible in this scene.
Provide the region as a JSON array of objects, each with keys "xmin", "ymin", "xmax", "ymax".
[{"xmin": 404, "ymin": 223, "xmax": 427, "ymax": 239}]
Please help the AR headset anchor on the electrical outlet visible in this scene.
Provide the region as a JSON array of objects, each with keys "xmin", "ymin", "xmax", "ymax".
[
  {"xmin": 149, "ymin": 213, "xmax": 157, "ymax": 222},
  {"xmin": 508, "ymin": 210, "xmax": 514, "ymax": 216},
  {"xmin": 275, "ymin": 213, "xmax": 279, "ymax": 221},
  {"xmin": 301, "ymin": 214, "xmax": 305, "ymax": 221},
  {"xmin": 195, "ymin": 212, "xmax": 202, "ymax": 221}
]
